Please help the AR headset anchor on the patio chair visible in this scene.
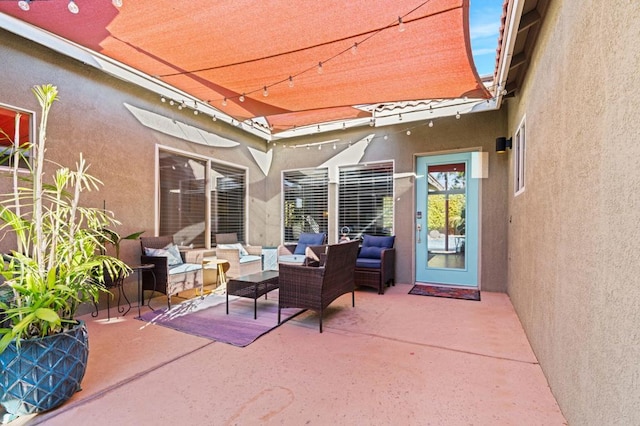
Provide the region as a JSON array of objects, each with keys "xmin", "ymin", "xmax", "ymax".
[
  {"xmin": 214, "ymin": 233, "xmax": 262, "ymax": 278},
  {"xmin": 140, "ymin": 236, "xmax": 203, "ymax": 308},
  {"xmin": 354, "ymin": 234, "xmax": 396, "ymax": 295},
  {"xmin": 278, "ymin": 240, "xmax": 359, "ymax": 332},
  {"xmin": 277, "ymin": 232, "xmax": 326, "ymax": 266}
]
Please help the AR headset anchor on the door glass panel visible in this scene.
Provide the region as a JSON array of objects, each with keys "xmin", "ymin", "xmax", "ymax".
[{"xmin": 426, "ymin": 163, "xmax": 466, "ymax": 270}]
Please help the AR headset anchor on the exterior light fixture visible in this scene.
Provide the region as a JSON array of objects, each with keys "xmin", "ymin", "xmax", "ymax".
[
  {"xmin": 496, "ymin": 137, "xmax": 512, "ymax": 153},
  {"xmin": 112, "ymin": 0, "xmax": 123, "ymax": 7}
]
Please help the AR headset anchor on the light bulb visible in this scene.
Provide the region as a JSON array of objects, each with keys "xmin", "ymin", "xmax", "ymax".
[
  {"xmin": 428, "ymin": 120, "xmax": 434, "ymax": 127},
  {"xmin": 68, "ymin": 0, "xmax": 79, "ymax": 14},
  {"xmin": 180, "ymin": 101, "xmax": 186, "ymax": 108},
  {"xmin": 160, "ymin": 96, "xmax": 166, "ymax": 103},
  {"xmin": 384, "ymin": 135, "xmax": 388, "ymax": 140},
  {"xmin": 351, "ymin": 43, "xmax": 358, "ymax": 55},
  {"xmin": 333, "ymin": 143, "xmax": 337, "ymax": 150},
  {"xmin": 456, "ymin": 111, "xmax": 461, "ymax": 119},
  {"xmin": 178, "ymin": 105, "xmax": 183, "ymax": 110},
  {"xmin": 193, "ymin": 110, "xmax": 198, "ymax": 115},
  {"xmin": 263, "ymin": 86, "xmax": 268, "ymax": 97},
  {"xmin": 222, "ymin": 98, "xmax": 227, "ymax": 106},
  {"xmin": 212, "ymin": 115, "xmax": 217, "ymax": 121},
  {"xmin": 317, "ymin": 62, "xmax": 323, "ymax": 74},
  {"xmin": 239, "ymin": 93, "xmax": 245, "ymax": 102},
  {"xmin": 398, "ymin": 16, "xmax": 406, "ymax": 32},
  {"xmin": 18, "ymin": 0, "xmax": 30, "ymax": 11},
  {"xmin": 369, "ymin": 119, "xmax": 374, "ymax": 127},
  {"xmin": 112, "ymin": 0, "xmax": 123, "ymax": 7},
  {"xmin": 169, "ymin": 100, "xmax": 174, "ymax": 106},
  {"xmin": 307, "ymin": 145, "xmax": 310, "ymax": 150},
  {"xmin": 398, "ymin": 114, "xmax": 403, "ymax": 121},
  {"xmin": 288, "ymin": 76, "xmax": 294, "ymax": 88},
  {"xmin": 317, "ymin": 125, "xmax": 321, "ymax": 132},
  {"xmin": 406, "ymin": 130, "xmax": 411, "ymax": 135},
  {"xmin": 342, "ymin": 123, "xmax": 346, "ymax": 130},
  {"xmin": 318, "ymin": 145, "xmax": 322, "ymax": 150}
]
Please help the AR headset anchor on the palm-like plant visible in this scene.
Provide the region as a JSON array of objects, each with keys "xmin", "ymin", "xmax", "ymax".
[{"xmin": 0, "ymin": 84, "xmax": 129, "ymax": 352}]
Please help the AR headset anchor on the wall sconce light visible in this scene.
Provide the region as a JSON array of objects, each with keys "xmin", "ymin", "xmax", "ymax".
[{"xmin": 496, "ymin": 137, "xmax": 512, "ymax": 153}]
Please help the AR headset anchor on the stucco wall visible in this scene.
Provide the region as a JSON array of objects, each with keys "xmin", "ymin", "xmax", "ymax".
[
  {"xmin": 504, "ymin": 0, "xmax": 640, "ymax": 424},
  {"xmin": 0, "ymin": 26, "xmax": 509, "ymax": 300}
]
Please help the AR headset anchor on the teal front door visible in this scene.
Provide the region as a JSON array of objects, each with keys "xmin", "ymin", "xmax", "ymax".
[{"xmin": 415, "ymin": 152, "xmax": 479, "ymax": 287}]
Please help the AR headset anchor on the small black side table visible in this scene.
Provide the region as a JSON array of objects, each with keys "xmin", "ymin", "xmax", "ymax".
[{"xmin": 133, "ymin": 264, "xmax": 155, "ymax": 317}]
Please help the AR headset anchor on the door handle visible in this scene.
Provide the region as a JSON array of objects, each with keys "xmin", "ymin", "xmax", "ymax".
[{"xmin": 416, "ymin": 223, "xmax": 422, "ymax": 243}]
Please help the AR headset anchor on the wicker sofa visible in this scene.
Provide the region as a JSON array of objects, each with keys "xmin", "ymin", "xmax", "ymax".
[
  {"xmin": 140, "ymin": 236, "xmax": 204, "ymax": 308},
  {"xmin": 278, "ymin": 240, "xmax": 359, "ymax": 332}
]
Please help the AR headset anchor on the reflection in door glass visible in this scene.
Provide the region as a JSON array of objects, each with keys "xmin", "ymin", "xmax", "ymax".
[{"xmin": 426, "ymin": 163, "xmax": 466, "ymax": 270}]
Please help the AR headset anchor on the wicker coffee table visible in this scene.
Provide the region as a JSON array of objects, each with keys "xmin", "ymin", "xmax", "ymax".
[{"xmin": 226, "ymin": 270, "xmax": 279, "ymax": 319}]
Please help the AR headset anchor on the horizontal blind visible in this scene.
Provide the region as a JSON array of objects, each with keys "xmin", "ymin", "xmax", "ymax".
[
  {"xmin": 159, "ymin": 150, "xmax": 246, "ymax": 247},
  {"xmin": 159, "ymin": 151, "xmax": 207, "ymax": 247},
  {"xmin": 338, "ymin": 162, "xmax": 393, "ymax": 240},
  {"xmin": 211, "ymin": 162, "xmax": 246, "ymax": 244},
  {"xmin": 282, "ymin": 168, "xmax": 328, "ymax": 243}
]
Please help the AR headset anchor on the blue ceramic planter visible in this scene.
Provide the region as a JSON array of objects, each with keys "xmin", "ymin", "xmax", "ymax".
[{"xmin": 0, "ymin": 321, "xmax": 88, "ymax": 423}]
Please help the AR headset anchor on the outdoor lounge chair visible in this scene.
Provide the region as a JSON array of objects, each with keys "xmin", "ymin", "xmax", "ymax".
[
  {"xmin": 354, "ymin": 234, "xmax": 396, "ymax": 295},
  {"xmin": 214, "ymin": 233, "xmax": 262, "ymax": 278},
  {"xmin": 278, "ymin": 240, "xmax": 359, "ymax": 332},
  {"xmin": 140, "ymin": 236, "xmax": 203, "ymax": 308}
]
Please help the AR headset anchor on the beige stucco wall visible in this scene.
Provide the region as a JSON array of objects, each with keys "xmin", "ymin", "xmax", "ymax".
[
  {"xmin": 0, "ymin": 27, "xmax": 508, "ymax": 301},
  {"xmin": 504, "ymin": 0, "xmax": 640, "ymax": 424}
]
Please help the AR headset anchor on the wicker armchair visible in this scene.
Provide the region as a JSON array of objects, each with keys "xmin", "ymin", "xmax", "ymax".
[
  {"xmin": 278, "ymin": 232, "xmax": 326, "ymax": 266},
  {"xmin": 354, "ymin": 235, "xmax": 396, "ymax": 295},
  {"xmin": 140, "ymin": 236, "xmax": 203, "ymax": 308},
  {"xmin": 214, "ymin": 233, "xmax": 262, "ymax": 278},
  {"xmin": 278, "ymin": 240, "xmax": 359, "ymax": 332}
]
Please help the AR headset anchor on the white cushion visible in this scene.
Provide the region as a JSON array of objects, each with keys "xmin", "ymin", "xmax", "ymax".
[
  {"xmin": 217, "ymin": 243, "xmax": 249, "ymax": 257},
  {"xmin": 239, "ymin": 255, "xmax": 261, "ymax": 264},
  {"xmin": 169, "ymin": 263, "xmax": 201, "ymax": 274}
]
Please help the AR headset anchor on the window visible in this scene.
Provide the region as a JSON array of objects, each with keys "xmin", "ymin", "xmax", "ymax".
[
  {"xmin": 0, "ymin": 104, "xmax": 33, "ymax": 170},
  {"xmin": 514, "ymin": 117, "xmax": 526, "ymax": 195},
  {"xmin": 158, "ymin": 149, "xmax": 246, "ymax": 247},
  {"xmin": 338, "ymin": 162, "xmax": 394, "ymax": 240},
  {"xmin": 282, "ymin": 168, "xmax": 328, "ymax": 243}
]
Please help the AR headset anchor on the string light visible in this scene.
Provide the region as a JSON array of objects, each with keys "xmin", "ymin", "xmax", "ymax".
[
  {"xmin": 317, "ymin": 61, "xmax": 323, "ymax": 74},
  {"xmin": 239, "ymin": 93, "xmax": 245, "ymax": 102},
  {"xmin": 112, "ymin": 0, "xmax": 123, "ymax": 7},
  {"xmin": 222, "ymin": 98, "xmax": 227, "ymax": 106},
  {"xmin": 333, "ymin": 143, "xmax": 337, "ymax": 150},
  {"xmin": 169, "ymin": 100, "xmax": 174, "ymax": 106},
  {"xmin": 456, "ymin": 111, "xmax": 461, "ymax": 119},
  {"xmin": 351, "ymin": 43, "xmax": 358, "ymax": 55},
  {"xmin": 428, "ymin": 120, "xmax": 434, "ymax": 127},
  {"xmin": 263, "ymin": 86, "xmax": 269, "ymax": 97},
  {"xmin": 288, "ymin": 76, "xmax": 294, "ymax": 88},
  {"xmin": 212, "ymin": 115, "xmax": 217, "ymax": 121},
  {"xmin": 18, "ymin": 0, "xmax": 31, "ymax": 11},
  {"xmin": 160, "ymin": 96, "xmax": 166, "ymax": 103},
  {"xmin": 68, "ymin": 0, "xmax": 79, "ymax": 14},
  {"xmin": 398, "ymin": 16, "xmax": 406, "ymax": 32},
  {"xmin": 406, "ymin": 130, "xmax": 411, "ymax": 135}
]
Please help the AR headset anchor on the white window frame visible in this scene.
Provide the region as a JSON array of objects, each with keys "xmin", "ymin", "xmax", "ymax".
[
  {"xmin": 337, "ymin": 161, "xmax": 395, "ymax": 241},
  {"xmin": 155, "ymin": 145, "xmax": 248, "ymax": 248},
  {"xmin": 0, "ymin": 102, "xmax": 36, "ymax": 172},
  {"xmin": 513, "ymin": 116, "xmax": 526, "ymax": 196},
  {"xmin": 281, "ymin": 167, "xmax": 329, "ymax": 244}
]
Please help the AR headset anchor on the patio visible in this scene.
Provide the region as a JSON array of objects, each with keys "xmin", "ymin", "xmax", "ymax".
[{"xmin": 11, "ymin": 284, "xmax": 565, "ymax": 425}]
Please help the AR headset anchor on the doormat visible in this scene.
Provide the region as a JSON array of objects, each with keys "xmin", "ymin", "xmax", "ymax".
[{"xmin": 408, "ymin": 284, "xmax": 481, "ymax": 301}]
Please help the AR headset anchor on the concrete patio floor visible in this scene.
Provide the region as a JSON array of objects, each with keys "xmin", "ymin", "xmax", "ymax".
[{"xmin": 10, "ymin": 283, "xmax": 566, "ymax": 425}]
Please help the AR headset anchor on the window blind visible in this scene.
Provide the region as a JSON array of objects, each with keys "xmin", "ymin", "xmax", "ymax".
[
  {"xmin": 338, "ymin": 162, "xmax": 394, "ymax": 240},
  {"xmin": 282, "ymin": 168, "xmax": 328, "ymax": 243},
  {"xmin": 158, "ymin": 150, "xmax": 246, "ymax": 247}
]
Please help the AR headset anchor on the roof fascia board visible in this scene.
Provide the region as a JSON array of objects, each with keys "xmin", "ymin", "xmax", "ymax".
[{"xmin": 495, "ymin": 0, "xmax": 525, "ymax": 108}]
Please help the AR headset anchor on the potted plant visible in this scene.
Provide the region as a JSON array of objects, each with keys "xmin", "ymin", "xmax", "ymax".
[{"xmin": 0, "ymin": 84, "xmax": 128, "ymax": 421}]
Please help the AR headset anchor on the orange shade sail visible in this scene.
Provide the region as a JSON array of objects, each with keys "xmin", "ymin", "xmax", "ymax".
[{"xmin": 0, "ymin": 0, "xmax": 489, "ymax": 133}]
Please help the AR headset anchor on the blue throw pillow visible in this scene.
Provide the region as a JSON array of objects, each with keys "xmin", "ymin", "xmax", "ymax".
[
  {"xmin": 293, "ymin": 232, "xmax": 326, "ymax": 255},
  {"xmin": 359, "ymin": 246, "xmax": 384, "ymax": 259},
  {"xmin": 362, "ymin": 234, "xmax": 395, "ymax": 249}
]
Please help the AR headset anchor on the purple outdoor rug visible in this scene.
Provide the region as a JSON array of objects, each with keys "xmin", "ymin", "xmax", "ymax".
[
  {"xmin": 408, "ymin": 284, "xmax": 481, "ymax": 301},
  {"xmin": 138, "ymin": 289, "xmax": 303, "ymax": 347}
]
